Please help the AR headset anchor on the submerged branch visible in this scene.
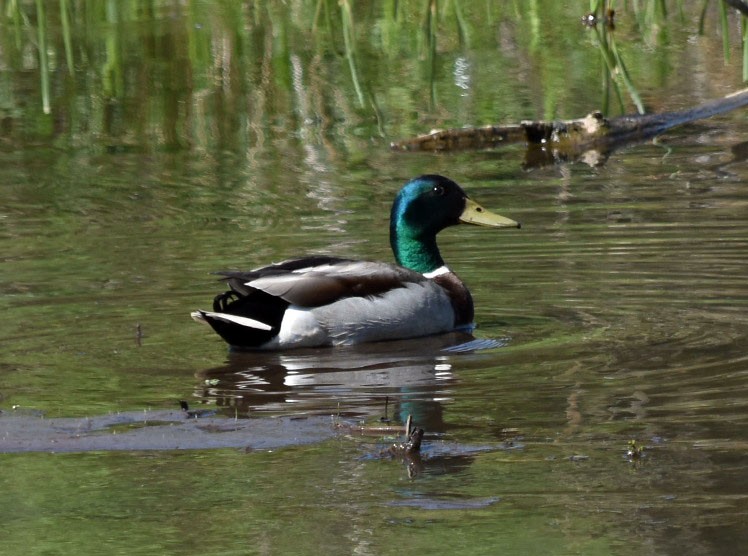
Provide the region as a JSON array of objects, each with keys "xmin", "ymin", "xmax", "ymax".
[
  {"xmin": 391, "ymin": 88, "xmax": 748, "ymax": 166},
  {"xmin": 723, "ymin": 0, "xmax": 748, "ymax": 17}
]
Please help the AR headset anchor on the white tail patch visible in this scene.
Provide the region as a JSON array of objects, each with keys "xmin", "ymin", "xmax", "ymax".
[
  {"xmin": 192, "ymin": 310, "xmax": 272, "ymax": 331},
  {"xmin": 190, "ymin": 311, "xmax": 208, "ymax": 324}
]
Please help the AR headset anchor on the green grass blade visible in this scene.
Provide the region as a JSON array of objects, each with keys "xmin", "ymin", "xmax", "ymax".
[
  {"xmin": 35, "ymin": 0, "xmax": 50, "ymax": 114},
  {"xmin": 60, "ymin": 0, "xmax": 74, "ymax": 76},
  {"xmin": 719, "ymin": 0, "xmax": 731, "ymax": 62},
  {"xmin": 743, "ymin": 15, "xmax": 748, "ymax": 81},
  {"xmin": 340, "ymin": 0, "xmax": 365, "ymax": 107}
]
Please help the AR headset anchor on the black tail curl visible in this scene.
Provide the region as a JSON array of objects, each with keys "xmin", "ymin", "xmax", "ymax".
[
  {"xmin": 205, "ymin": 287, "xmax": 290, "ymax": 350},
  {"xmin": 213, "ymin": 290, "xmax": 239, "ymax": 312}
]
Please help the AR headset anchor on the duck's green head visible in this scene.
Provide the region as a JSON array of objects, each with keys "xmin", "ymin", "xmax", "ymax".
[{"xmin": 390, "ymin": 175, "xmax": 519, "ymax": 274}]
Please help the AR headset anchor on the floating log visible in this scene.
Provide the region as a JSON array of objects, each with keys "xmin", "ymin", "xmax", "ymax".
[{"xmin": 391, "ymin": 88, "xmax": 748, "ymax": 166}]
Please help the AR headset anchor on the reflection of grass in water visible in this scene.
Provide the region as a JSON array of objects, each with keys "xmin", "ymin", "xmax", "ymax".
[
  {"xmin": 2, "ymin": 0, "xmax": 745, "ymax": 141},
  {"xmin": 339, "ymin": 0, "xmax": 364, "ymax": 107},
  {"xmin": 719, "ymin": 0, "xmax": 731, "ymax": 62},
  {"xmin": 102, "ymin": 0, "xmax": 123, "ymax": 100},
  {"xmin": 60, "ymin": 0, "xmax": 73, "ymax": 75},
  {"xmin": 744, "ymin": 14, "xmax": 748, "ymax": 81},
  {"xmin": 591, "ymin": 23, "xmax": 645, "ymax": 114},
  {"xmin": 717, "ymin": 1, "xmax": 748, "ymax": 81},
  {"xmin": 34, "ymin": 0, "xmax": 50, "ymax": 114}
]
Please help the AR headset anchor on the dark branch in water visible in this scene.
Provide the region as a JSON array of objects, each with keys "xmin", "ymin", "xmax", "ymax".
[
  {"xmin": 383, "ymin": 419, "xmax": 425, "ymax": 478},
  {"xmin": 179, "ymin": 400, "xmax": 216, "ymax": 419},
  {"xmin": 385, "ymin": 415, "xmax": 423, "ymax": 455},
  {"xmin": 723, "ymin": 0, "xmax": 748, "ymax": 17},
  {"xmin": 391, "ymin": 88, "xmax": 748, "ymax": 167}
]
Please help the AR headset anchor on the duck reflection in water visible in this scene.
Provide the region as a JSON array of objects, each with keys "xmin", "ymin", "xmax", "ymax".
[{"xmin": 194, "ymin": 332, "xmax": 505, "ymax": 435}]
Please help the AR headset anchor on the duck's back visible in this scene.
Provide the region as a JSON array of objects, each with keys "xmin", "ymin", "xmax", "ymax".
[{"xmin": 192, "ymin": 256, "xmax": 469, "ymax": 350}]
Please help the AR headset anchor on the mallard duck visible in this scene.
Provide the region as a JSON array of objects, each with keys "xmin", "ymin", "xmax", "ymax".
[{"xmin": 191, "ymin": 175, "xmax": 519, "ymax": 350}]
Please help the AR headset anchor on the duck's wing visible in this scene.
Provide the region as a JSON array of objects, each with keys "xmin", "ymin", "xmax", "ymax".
[{"xmin": 218, "ymin": 256, "xmax": 426, "ymax": 307}]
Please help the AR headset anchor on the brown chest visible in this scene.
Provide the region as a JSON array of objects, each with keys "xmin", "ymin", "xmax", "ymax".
[{"xmin": 433, "ymin": 272, "xmax": 474, "ymax": 326}]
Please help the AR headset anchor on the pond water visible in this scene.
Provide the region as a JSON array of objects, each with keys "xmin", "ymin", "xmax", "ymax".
[{"xmin": 2, "ymin": 1, "xmax": 748, "ymax": 554}]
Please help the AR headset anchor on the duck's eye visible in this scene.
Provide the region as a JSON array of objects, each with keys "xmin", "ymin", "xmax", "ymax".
[{"xmin": 432, "ymin": 185, "xmax": 445, "ymax": 196}]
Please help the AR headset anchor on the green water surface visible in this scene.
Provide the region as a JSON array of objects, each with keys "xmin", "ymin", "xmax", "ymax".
[{"xmin": 2, "ymin": 2, "xmax": 748, "ymax": 554}]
